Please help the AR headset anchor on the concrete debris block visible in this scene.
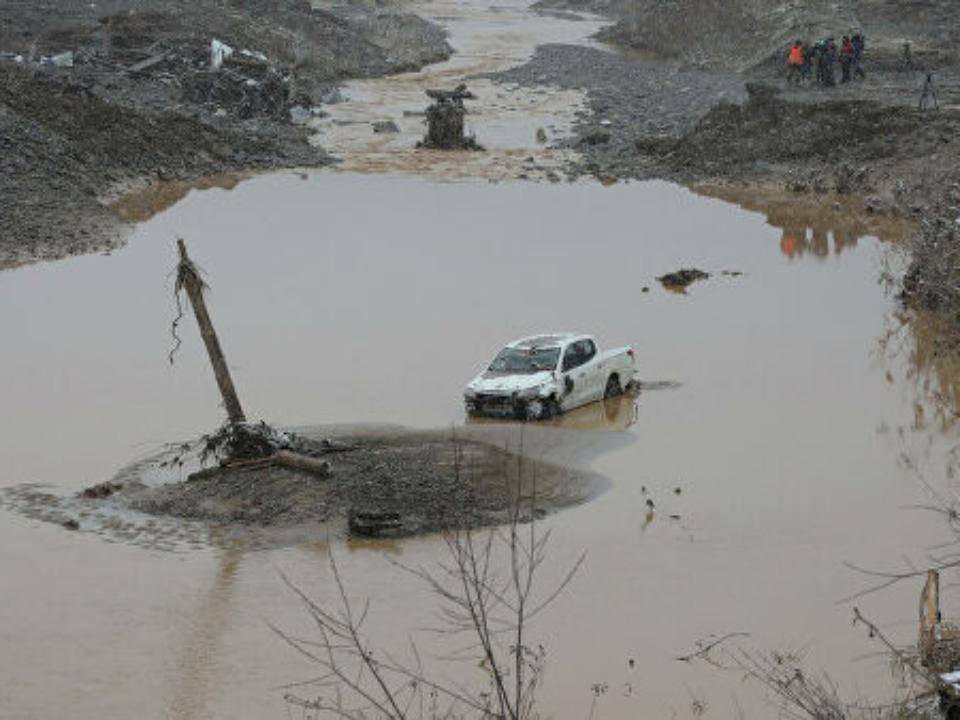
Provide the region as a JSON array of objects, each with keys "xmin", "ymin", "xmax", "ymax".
[
  {"xmin": 372, "ymin": 120, "xmax": 400, "ymax": 133},
  {"xmin": 210, "ymin": 39, "xmax": 234, "ymax": 71},
  {"xmin": 41, "ymin": 51, "xmax": 74, "ymax": 68}
]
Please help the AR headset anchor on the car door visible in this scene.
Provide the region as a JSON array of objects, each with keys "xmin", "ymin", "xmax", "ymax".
[
  {"xmin": 560, "ymin": 341, "xmax": 597, "ymax": 409},
  {"xmin": 576, "ymin": 339, "xmax": 602, "ymax": 401}
]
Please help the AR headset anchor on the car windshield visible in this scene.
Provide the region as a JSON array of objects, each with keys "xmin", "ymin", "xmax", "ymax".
[{"xmin": 488, "ymin": 346, "xmax": 560, "ymax": 373}]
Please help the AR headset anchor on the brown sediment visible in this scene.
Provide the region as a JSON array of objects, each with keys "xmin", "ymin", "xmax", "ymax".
[{"xmin": 115, "ymin": 429, "xmax": 602, "ymax": 538}]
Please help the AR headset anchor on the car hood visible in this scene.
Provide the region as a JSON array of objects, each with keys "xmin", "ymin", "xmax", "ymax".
[{"xmin": 467, "ymin": 370, "xmax": 555, "ymax": 395}]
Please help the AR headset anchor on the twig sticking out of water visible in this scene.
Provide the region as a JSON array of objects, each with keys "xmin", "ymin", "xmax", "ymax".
[{"xmin": 270, "ymin": 433, "xmax": 586, "ymax": 720}]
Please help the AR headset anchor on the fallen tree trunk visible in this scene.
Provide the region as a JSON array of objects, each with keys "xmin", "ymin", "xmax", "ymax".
[{"xmin": 273, "ymin": 450, "xmax": 331, "ymax": 478}]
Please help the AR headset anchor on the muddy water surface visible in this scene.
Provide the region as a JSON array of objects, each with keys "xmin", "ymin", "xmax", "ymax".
[
  {"xmin": 3, "ymin": 1, "xmax": 960, "ymax": 719},
  {"xmin": 2, "ymin": 172, "xmax": 953, "ymax": 719}
]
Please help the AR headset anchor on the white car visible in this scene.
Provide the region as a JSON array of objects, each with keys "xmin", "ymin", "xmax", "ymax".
[{"xmin": 464, "ymin": 333, "xmax": 637, "ymax": 420}]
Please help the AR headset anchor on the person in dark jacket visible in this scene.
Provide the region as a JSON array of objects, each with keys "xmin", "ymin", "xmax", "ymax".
[
  {"xmin": 852, "ymin": 33, "xmax": 866, "ymax": 79},
  {"xmin": 801, "ymin": 42, "xmax": 813, "ymax": 82},
  {"xmin": 822, "ymin": 38, "xmax": 837, "ymax": 87},
  {"xmin": 813, "ymin": 40, "xmax": 826, "ymax": 85}
]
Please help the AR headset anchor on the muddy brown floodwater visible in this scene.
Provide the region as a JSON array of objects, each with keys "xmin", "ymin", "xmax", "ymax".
[{"xmin": 2, "ymin": 2, "xmax": 960, "ymax": 720}]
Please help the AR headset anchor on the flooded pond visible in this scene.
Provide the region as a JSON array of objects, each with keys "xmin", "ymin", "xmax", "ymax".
[
  {"xmin": 3, "ymin": 0, "xmax": 959, "ymax": 718},
  {"xmin": 2, "ymin": 171, "xmax": 953, "ymax": 719}
]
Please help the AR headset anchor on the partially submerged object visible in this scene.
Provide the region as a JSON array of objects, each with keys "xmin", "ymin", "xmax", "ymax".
[
  {"xmin": 920, "ymin": 569, "xmax": 960, "ymax": 673},
  {"xmin": 464, "ymin": 333, "xmax": 637, "ymax": 420},
  {"xmin": 658, "ymin": 268, "xmax": 710, "ymax": 292},
  {"xmin": 170, "ymin": 240, "xmax": 335, "ymax": 476},
  {"xmin": 919, "ymin": 570, "xmax": 960, "ymax": 716},
  {"xmin": 418, "ymin": 83, "xmax": 483, "ymax": 150}
]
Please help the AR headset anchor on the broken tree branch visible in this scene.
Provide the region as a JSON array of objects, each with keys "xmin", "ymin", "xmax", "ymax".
[{"xmin": 175, "ymin": 239, "xmax": 246, "ymax": 424}]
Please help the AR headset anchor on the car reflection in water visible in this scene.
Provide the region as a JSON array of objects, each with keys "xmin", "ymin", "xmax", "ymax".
[{"xmin": 466, "ymin": 390, "xmax": 638, "ymax": 432}]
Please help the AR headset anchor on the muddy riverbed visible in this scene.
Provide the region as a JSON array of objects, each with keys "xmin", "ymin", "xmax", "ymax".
[{"xmin": 4, "ymin": 1, "xmax": 960, "ymax": 719}]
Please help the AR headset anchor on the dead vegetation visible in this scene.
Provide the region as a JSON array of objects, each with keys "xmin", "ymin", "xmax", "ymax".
[{"xmin": 272, "ymin": 454, "xmax": 584, "ymax": 719}]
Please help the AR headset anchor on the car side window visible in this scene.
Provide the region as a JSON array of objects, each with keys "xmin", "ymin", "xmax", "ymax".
[
  {"xmin": 562, "ymin": 345, "xmax": 581, "ymax": 372},
  {"xmin": 563, "ymin": 341, "xmax": 595, "ymax": 372},
  {"xmin": 581, "ymin": 340, "xmax": 597, "ymax": 363}
]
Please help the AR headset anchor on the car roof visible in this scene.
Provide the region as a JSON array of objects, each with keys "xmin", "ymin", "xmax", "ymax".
[{"xmin": 507, "ymin": 333, "xmax": 589, "ymax": 350}]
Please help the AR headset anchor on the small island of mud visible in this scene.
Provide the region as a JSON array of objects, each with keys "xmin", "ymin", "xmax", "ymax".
[{"xmin": 101, "ymin": 427, "xmax": 599, "ymax": 540}]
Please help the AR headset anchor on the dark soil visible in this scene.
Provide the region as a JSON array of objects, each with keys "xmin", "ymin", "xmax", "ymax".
[
  {"xmin": 0, "ymin": 0, "xmax": 451, "ymax": 269},
  {"xmin": 120, "ymin": 430, "xmax": 596, "ymax": 537}
]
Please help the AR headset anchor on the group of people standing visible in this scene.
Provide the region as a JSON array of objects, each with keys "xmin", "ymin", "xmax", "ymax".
[{"xmin": 787, "ymin": 34, "xmax": 866, "ymax": 87}]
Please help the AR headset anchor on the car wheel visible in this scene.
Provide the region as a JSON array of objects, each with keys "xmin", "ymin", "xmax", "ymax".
[{"xmin": 604, "ymin": 375, "xmax": 622, "ymax": 399}]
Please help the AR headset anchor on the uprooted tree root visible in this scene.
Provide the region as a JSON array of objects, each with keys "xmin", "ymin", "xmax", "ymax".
[{"xmin": 417, "ymin": 84, "xmax": 485, "ymax": 151}]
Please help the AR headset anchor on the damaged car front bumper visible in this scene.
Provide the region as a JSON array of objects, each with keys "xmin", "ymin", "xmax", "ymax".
[{"xmin": 465, "ymin": 391, "xmax": 553, "ymax": 420}]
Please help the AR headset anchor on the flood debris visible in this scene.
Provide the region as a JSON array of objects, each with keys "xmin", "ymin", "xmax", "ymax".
[
  {"xmin": 657, "ymin": 268, "xmax": 710, "ymax": 292},
  {"xmin": 919, "ymin": 570, "xmax": 960, "ymax": 673},
  {"xmin": 418, "ymin": 84, "xmax": 484, "ymax": 151},
  {"xmin": 173, "ymin": 239, "xmax": 246, "ymax": 424},
  {"xmin": 348, "ymin": 508, "xmax": 403, "ymax": 537},
  {"xmin": 372, "ymin": 120, "xmax": 400, "ymax": 134},
  {"xmin": 209, "ymin": 39, "xmax": 233, "ymax": 70},
  {"xmin": 168, "ymin": 240, "xmax": 335, "ymax": 478},
  {"xmin": 80, "ymin": 481, "xmax": 123, "ymax": 499}
]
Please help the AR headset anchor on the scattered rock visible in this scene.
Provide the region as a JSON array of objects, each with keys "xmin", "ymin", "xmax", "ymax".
[
  {"xmin": 348, "ymin": 509, "xmax": 403, "ymax": 537},
  {"xmin": 579, "ymin": 130, "xmax": 610, "ymax": 146},
  {"xmin": 80, "ymin": 481, "xmax": 123, "ymax": 500},
  {"xmin": 372, "ymin": 120, "xmax": 400, "ymax": 134}
]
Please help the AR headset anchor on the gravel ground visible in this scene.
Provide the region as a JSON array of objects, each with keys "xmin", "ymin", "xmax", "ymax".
[
  {"xmin": 486, "ymin": 43, "xmax": 960, "ymax": 215},
  {"xmin": 483, "ymin": 43, "xmax": 746, "ymax": 180},
  {"xmin": 0, "ymin": 0, "xmax": 452, "ymax": 269}
]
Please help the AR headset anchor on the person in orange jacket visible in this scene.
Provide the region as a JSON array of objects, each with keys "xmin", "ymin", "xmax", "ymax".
[{"xmin": 787, "ymin": 40, "xmax": 805, "ymax": 85}]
